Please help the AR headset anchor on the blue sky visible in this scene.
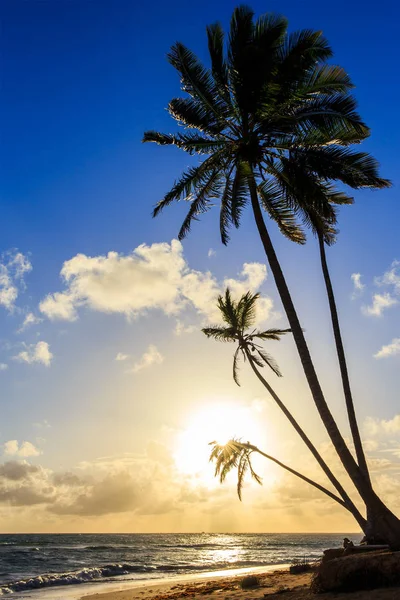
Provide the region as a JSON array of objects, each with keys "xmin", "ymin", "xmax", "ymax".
[{"xmin": 0, "ymin": 0, "xmax": 399, "ymax": 532}]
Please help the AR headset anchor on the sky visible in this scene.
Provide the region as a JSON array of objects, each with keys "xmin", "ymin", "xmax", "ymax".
[{"xmin": 0, "ymin": 0, "xmax": 399, "ymax": 533}]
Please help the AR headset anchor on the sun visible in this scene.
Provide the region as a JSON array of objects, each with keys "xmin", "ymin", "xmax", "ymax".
[{"xmin": 173, "ymin": 400, "xmax": 265, "ymax": 480}]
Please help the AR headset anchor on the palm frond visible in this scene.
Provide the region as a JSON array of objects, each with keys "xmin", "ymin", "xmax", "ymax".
[
  {"xmin": 275, "ymin": 29, "xmax": 333, "ymax": 103},
  {"xmin": 299, "ymin": 64, "xmax": 354, "ymax": 96},
  {"xmin": 292, "ymin": 93, "xmax": 369, "ymax": 140},
  {"xmin": 209, "ymin": 439, "xmax": 262, "ymax": 500},
  {"xmin": 168, "ymin": 98, "xmax": 225, "ymax": 135},
  {"xmin": 294, "ymin": 147, "xmax": 391, "ymax": 189},
  {"xmin": 168, "ymin": 42, "xmax": 230, "ymax": 123},
  {"xmin": 233, "ymin": 346, "xmax": 242, "ymax": 386},
  {"xmin": 178, "ymin": 170, "xmax": 222, "ymax": 239},
  {"xmin": 219, "ymin": 166, "xmax": 235, "ymax": 245},
  {"xmin": 143, "ymin": 131, "xmax": 175, "ymax": 145},
  {"xmin": 217, "ymin": 288, "xmax": 239, "ymax": 328},
  {"xmin": 202, "ymin": 326, "xmax": 237, "ymax": 342},
  {"xmin": 255, "ymin": 328, "xmax": 292, "ymax": 341},
  {"xmin": 152, "ymin": 152, "xmax": 224, "ymax": 217},
  {"xmin": 237, "ymin": 450, "xmax": 250, "ymax": 500},
  {"xmin": 258, "ymin": 178, "xmax": 306, "ymax": 244},
  {"xmin": 206, "ymin": 22, "xmax": 231, "ymax": 105},
  {"xmin": 230, "ymin": 162, "xmax": 250, "ymax": 228},
  {"xmin": 237, "ymin": 291, "xmax": 259, "ymax": 330},
  {"xmin": 254, "ymin": 347, "xmax": 282, "ymax": 377}
]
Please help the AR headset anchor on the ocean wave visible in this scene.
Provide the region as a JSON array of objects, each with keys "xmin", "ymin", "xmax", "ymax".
[
  {"xmin": 0, "ymin": 558, "xmax": 284, "ymax": 594},
  {"xmin": 0, "ymin": 563, "xmax": 155, "ymax": 594}
]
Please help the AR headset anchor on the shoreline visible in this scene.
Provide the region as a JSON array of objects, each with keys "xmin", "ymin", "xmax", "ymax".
[
  {"xmin": 77, "ymin": 564, "xmax": 289, "ymax": 600},
  {"xmin": 80, "ymin": 565, "xmax": 292, "ymax": 600},
  {"xmin": 80, "ymin": 564, "xmax": 400, "ymax": 600}
]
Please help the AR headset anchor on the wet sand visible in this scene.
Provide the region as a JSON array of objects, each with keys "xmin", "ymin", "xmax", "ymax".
[{"xmin": 81, "ymin": 567, "xmax": 400, "ymax": 600}]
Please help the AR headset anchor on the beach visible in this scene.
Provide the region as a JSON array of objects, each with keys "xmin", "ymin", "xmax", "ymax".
[{"xmin": 81, "ymin": 567, "xmax": 400, "ymax": 600}]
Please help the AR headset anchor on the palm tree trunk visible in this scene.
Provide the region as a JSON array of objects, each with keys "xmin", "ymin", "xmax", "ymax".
[
  {"xmin": 245, "ymin": 349, "xmax": 366, "ymax": 531},
  {"xmin": 247, "ymin": 174, "xmax": 400, "ymax": 547},
  {"xmin": 318, "ymin": 231, "xmax": 371, "ymax": 485},
  {"xmin": 246, "ymin": 443, "xmax": 350, "ymax": 511}
]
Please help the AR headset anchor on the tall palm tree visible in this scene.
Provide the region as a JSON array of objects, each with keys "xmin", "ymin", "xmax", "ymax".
[
  {"xmin": 270, "ymin": 156, "xmax": 372, "ymax": 486},
  {"xmin": 203, "ymin": 289, "xmax": 366, "ymax": 531},
  {"xmin": 143, "ymin": 6, "xmax": 399, "ymax": 545}
]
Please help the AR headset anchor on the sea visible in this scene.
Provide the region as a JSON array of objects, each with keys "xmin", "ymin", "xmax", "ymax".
[{"xmin": 0, "ymin": 533, "xmax": 359, "ymax": 598}]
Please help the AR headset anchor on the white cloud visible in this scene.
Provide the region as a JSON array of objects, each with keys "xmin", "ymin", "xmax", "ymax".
[
  {"xmin": 18, "ymin": 312, "xmax": 42, "ymax": 332},
  {"xmin": 374, "ymin": 338, "xmax": 400, "ymax": 359},
  {"xmin": 39, "ymin": 291, "xmax": 78, "ymax": 321},
  {"xmin": 375, "ymin": 260, "xmax": 400, "ymax": 293},
  {"xmin": 208, "ymin": 248, "xmax": 216, "ymax": 258},
  {"xmin": 115, "ymin": 352, "xmax": 129, "ymax": 361},
  {"xmin": 3, "ymin": 440, "xmax": 41, "ymax": 458},
  {"xmin": 351, "ymin": 273, "xmax": 365, "ymax": 298},
  {"xmin": 360, "ymin": 260, "xmax": 400, "ymax": 318},
  {"xmin": 0, "ymin": 251, "xmax": 32, "ymax": 312},
  {"xmin": 39, "ymin": 241, "xmax": 273, "ymax": 326},
  {"xmin": 364, "ymin": 415, "xmax": 400, "ymax": 437},
  {"xmin": 362, "ymin": 293, "xmax": 398, "ymax": 317},
  {"xmin": 14, "ymin": 341, "xmax": 53, "ymax": 367},
  {"xmin": 130, "ymin": 345, "xmax": 164, "ymax": 374},
  {"xmin": 174, "ymin": 320, "xmax": 197, "ymax": 336},
  {"xmin": 0, "ymin": 364, "xmax": 8, "ymax": 372}
]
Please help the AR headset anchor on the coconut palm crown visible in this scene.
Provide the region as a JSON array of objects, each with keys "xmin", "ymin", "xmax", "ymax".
[
  {"xmin": 202, "ymin": 289, "xmax": 291, "ymax": 385},
  {"xmin": 143, "ymin": 5, "xmax": 390, "ymax": 246}
]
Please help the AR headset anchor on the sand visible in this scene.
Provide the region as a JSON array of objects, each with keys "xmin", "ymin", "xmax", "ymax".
[{"xmin": 81, "ymin": 567, "xmax": 400, "ymax": 600}]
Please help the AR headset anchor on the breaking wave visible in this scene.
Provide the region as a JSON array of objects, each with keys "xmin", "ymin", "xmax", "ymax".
[{"xmin": 0, "ymin": 563, "xmax": 155, "ymax": 594}]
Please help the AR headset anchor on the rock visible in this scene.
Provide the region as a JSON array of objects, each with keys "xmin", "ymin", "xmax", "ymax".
[
  {"xmin": 240, "ymin": 575, "xmax": 259, "ymax": 589},
  {"xmin": 322, "ymin": 548, "xmax": 345, "ymax": 562},
  {"xmin": 312, "ymin": 550, "xmax": 400, "ymax": 592}
]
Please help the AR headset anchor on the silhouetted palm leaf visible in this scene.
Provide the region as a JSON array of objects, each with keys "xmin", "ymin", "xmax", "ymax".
[
  {"xmin": 202, "ymin": 288, "xmax": 291, "ymax": 384},
  {"xmin": 144, "ymin": 7, "xmax": 389, "ymax": 243}
]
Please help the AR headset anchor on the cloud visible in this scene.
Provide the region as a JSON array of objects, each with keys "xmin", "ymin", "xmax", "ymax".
[
  {"xmin": 0, "ymin": 251, "xmax": 32, "ymax": 312},
  {"xmin": 351, "ymin": 273, "xmax": 365, "ymax": 298},
  {"xmin": 362, "ymin": 293, "xmax": 398, "ymax": 317},
  {"xmin": 39, "ymin": 240, "xmax": 273, "ymax": 326},
  {"xmin": 14, "ymin": 341, "xmax": 53, "ymax": 366},
  {"xmin": 51, "ymin": 472, "xmax": 140, "ymax": 516},
  {"xmin": 375, "ymin": 260, "xmax": 400, "ymax": 293},
  {"xmin": 18, "ymin": 312, "xmax": 42, "ymax": 332},
  {"xmin": 32, "ymin": 419, "xmax": 51, "ymax": 429},
  {"xmin": 364, "ymin": 415, "xmax": 400, "ymax": 436},
  {"xmin": 174, "ymin": 320, "xmax": 197, "ymax": 336},
  {"xmin": 3, "ymin": 441, "xmax": 42, "ymax": 458},
  {"xmin": 361, "ymin": 260, "xmax": 400, "ymax": 317},
  {"xmin": 0, "ymin": 461, "xmax": 40, "ymax": 480},
  {"xmin": 374, "ymin": 338, "xmax": 400, "ymax": 359},
  {"xmin": 130, "ymin": 345, "xmax": 164, "ymax": 374},
  {"xmin": 0, "ymin": 363, "xmax": 8, "ymax": 371},
  {"xmin": 115, "ymin": 352, "xmax": 129, "ymax": 361}
]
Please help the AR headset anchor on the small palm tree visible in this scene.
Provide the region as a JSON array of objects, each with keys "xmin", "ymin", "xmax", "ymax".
[
  {"xmin": 203, "ymin": 289, "xmax": 366, "ymax": 530},
  {"xmin": 209, "ymin": 438, "xmax": 348, "ymax": 508},
  {"xmin": 203, "ymin": 289, "xmax": 290, "ymax": 385}
]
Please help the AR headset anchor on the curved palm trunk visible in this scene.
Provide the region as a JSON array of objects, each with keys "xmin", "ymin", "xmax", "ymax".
[
  {"xmin": 247, "ymin": 175, "xmax": 400, "ymax": 547},
  {"xmin": 318, "ymin": 231, "xmax": 371, "ymax": 485},
  {"xmin": 245, "ymin": 349, "xmax": 366, "ymax": 531},
  {"xmin": 247, "ymin": 443, "xmax": 348, "ymax": 512}
]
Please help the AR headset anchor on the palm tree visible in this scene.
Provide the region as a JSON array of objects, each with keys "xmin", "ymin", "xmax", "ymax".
[
  {"xmin": 143, "ymin": 6, "xmax": 399, "ymax": 545},
  {"xmin": 203, "ymin": 289, "xmax": 366, "ymax": 531},
  {"xmin": 210, "ymin": 438, "xmax": 349, "ymax": 509},
  {"xmin": 269, "ymin": 156, "xmax": 372, "ymax": 487}
]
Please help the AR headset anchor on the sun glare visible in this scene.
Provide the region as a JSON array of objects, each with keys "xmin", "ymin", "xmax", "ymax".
[{"xmin": 173, "ymin": 401, "xmax": 265, "ymax": 480}]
